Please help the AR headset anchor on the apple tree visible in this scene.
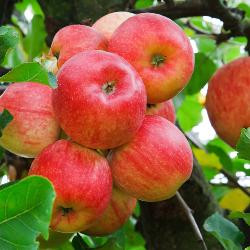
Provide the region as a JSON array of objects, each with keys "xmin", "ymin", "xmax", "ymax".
[{"xmin": 0, "ymin": 0, "xmax": 250, "ymax": 249}]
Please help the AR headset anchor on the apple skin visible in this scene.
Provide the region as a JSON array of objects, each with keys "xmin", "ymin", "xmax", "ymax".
[
  {"xmin": 108, "ymin": 13, "xmax": 194, "ymax": 104},
  {"xmin": 53, "ymin": 50, "xmax": 146, "ymax": 150},
  {"xmin": 49, "ymin": 25, "xmax": 107, "ymax": 68},
  {"xmin": 146, "ymin": 99, "xmax": 175, "ymax": 123},
  {"xmin": 29, "ymin": 139, "xmax": 112, "ymax": 232},
  {"xmin": 206, "ymin": 57, "xmax": 250, "ymax": 147},
  {"xmin": 92, "ymin": 12, "xmax": 135, "ymax": 41},
  {"xmin": 84, "ymin": 187, "xmax": 137, "ymax": 236},
  {"xmin": 0, "ymin": 82, "xmax": 60, "ymax": 158},
  {"xmin": 109, "ymin": 115, "xmax": 193, "ymax": 202}
]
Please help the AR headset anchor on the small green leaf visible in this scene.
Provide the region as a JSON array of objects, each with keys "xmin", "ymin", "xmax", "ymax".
[
  {"xmin": 185, "ymin": 53, "xmax": 217, "ymax": 95},
  {"xmin": 48, "ymin": 72, "xmax": 58, "ymax": 88},
  {"xmin": 194, "ymin": 36, "xmax": 216, "ymax": 54},
  {"xmin": 229, "ymin": 211, "xmax": 250, "ymax": 226},
  {"xmin": 236, "ymin": 128, "xmax": 250, "ymax": 161},
  {"xmin": 15, "ymin": 0, "xmax": 44, "ymax": 17},
  {"xmin": 0, "ymin": 175, "xmax": 55, "ymax": 250},
  {"xmin": 0, "ymin": 109, "xmax": 13, "ymax": 137},
  {"xmin": 245, "ymin": 247, "xmax": 250, "ymax": 250},
  {"xmin": 0, "ymin": 26, "xmax": 19, "ymax": 64},
  {"xmin": 72, "ymin": 233, "xmax": 89, "ymax": 250},
  {"xmin": 0, "ymin": 62, "xmax": 50, "ymax": 85},
  {"xmin": 238, "ymin": 3, "xmax": 250, "ymax": 19},
  {"xmin": 203, "ymin": 212, "xmax": 245, "ymax": 250},
  {"xmin": 177, "ymin": 95, "xmax": 202, "ymax": 132},
  {"xmin": 135, "ymin": 0, "xmax": 153, "ymax": 9},
  {"xmin": 23, "ymin": 15, "xmax": 47, "ymax": 61}
]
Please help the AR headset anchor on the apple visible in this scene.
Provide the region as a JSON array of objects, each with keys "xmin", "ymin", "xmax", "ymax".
[
  {"xmin": 108, "ymin": 13, "xmax": 194, "ymax": 104},
  {"xmin": 146, "ymin": 99, "xmax": 175, "ymax": 123},
  {"xmin": 49, "ymin": 24, "xmax": 107, "ymax": 68},
  {"xmin": 92, "ymin": 12, "xmax": 135, "ymax": 40},
  {"xmin": 52, "ymin": 50, "xmax": 146, "ymax": 149},
  {"xmin": 29, "ymin": 139, "xmax": 112, "ymax": 232},
  {"xmin": 109, "ymin": 115, "xmax": 193, "ymax": 202},
  {"xmin": 85, "ymin": 187, "xmax": 137, "ymax": 236},
  {"xmin": 206, "ymin": 57, "xmax": 250, "ymax": 147},
  {"xmin": 0, "ymin": 82, "xmax": 60, "ymax": 158}
]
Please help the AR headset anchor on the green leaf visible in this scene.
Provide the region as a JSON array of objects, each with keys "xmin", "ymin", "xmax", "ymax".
[
  {"xmin": 15, "ymin": 0, "xmax": 44, "ymax": 17},
  {"xmin": 236, "ymin": 128, "xmax": 250, "ymax": 161},
  {"xmin": 0, "ymin": 175, "xmax": 55, "ymax": 250},
  {"xmin": 194, "ymin": 36, "xmax": 216, "ymax": 54},
  {"xmin": 238, "ymin": 3, "xmax": 250, "ymax": 19},
  {"xmin": 0, "ymin": 62, "xmax": 50, "ymax": 85},
  {"xmin": 23, "ymin": 15, "xmax": 47, "ymax": 61},
  {"xmin": 135, "ymin": 0, "xmax": 153, "ymax": 9},
  {"xmin": 245, "ymin": 247, "xmax": 250, "ymax": 250},
  {"xmin": 185, "ymin": 53, "xmax": 217, "ymax": 95},
  {"xmin": 229, "ymin": 211, "xmax": 250, "ymax": 226},
  {"xmin": 203, "ymin": 212, "xmax": 245, "ymax": 250},
  {"xmin": 0, "ymin": 109, "xmax": 13, "ymax": 137},
  {"xmin": 0, "ymin": 26, "xmax": 19, "ymax": 64},
  {"xmin": 177, "ymin": 95, "xmax": 202, "ymax": 132},
  {"xmin": 72, "ymin": 233, "xmax": 89, "ymax": 250}
]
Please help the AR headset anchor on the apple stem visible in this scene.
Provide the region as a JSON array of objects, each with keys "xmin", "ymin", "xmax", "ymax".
[
  {"xmin": 151, "ymin": 54, "xmax": 166, "ymax": 67},
  {"xmin": 102, "ymin": 81, "xmax": 116, "ymax": 95}
]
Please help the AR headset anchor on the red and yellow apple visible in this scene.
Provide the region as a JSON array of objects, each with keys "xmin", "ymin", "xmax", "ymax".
[
  {"xmin": 53, "ymin": 50, "xmax": 146, "ymax": 149},
  {"xmin": 29, "ymin": 139, "xmax": 112, "ymax": 232},
  {"xmin": 109, "ymin": 115, "xmax": 193, "ymax": 202},
  {"xmin": 92, "ymin": 12, "xmax": 135, "ymax": 40},
  {"xmin": 146, "ymin": 99, "xmax": 175, "ymax": 123},
  {"xmin": 49, "ymin": 25, "xmax": 107, "ymax": 68},
  {"xmin": 206, "ymin": 57, "xmax": 250, "ymax": 147},
  {"xmin": 85, "ymin": 187, "xmax": 136, "ymax": 236},
  {"xmin": 108, "ymin": 13, "xmax": 194, "ymax": 103},
  {"xmin": 0, "ymin": 82, "xmax": 60, "ymax": 158}
]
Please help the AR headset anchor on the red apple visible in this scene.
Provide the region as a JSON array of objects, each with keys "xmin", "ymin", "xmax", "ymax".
[
  {"xmin": 49, "ymin": 25, "xmax": 107, "ymax": 68},
  {"xmin": 0, "ymin": 82, "xmax": 60, "ymax": 158},
  {"xmin": 206, "ymin": 57, "xmax": 250, "ymax": 147},
  {"xmin": 108, "ymin": 13, "xmax": 194, "ymax": 104},
  {"xmin": 109, "ymin": 115, "xmax": 193, "ymax": 202},
  {"xmin": 85, "ymin": 187, "xmax": 137, "ymax": 236},
  {"xmin": 29, "ymin": 139, "xmax": 112, "ymax": 232},
  {"xmin": 53, "ymin": 50, "xmax": 146, "ymax": 149},
  {"xmin": 92, "ymin": 12, "xmax": 135, "ymax": 40},
  {"xmin": 146, "ymin": 99, "xmax": 175, "ymax": 123}
]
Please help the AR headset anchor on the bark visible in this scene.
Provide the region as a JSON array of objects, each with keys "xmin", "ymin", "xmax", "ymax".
[{"xmin": 137, "ymin": 158, "xmax": 222, "ymax": 250}]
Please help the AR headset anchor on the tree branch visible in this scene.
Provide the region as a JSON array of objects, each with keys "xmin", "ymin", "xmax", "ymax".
[
  {"xmin": 130, "ymin": 0, "xmax": 250, "ymax": 53},
  {"xmin": 176, "ymin": 191, "xmax": 208, "ymax": 250}
]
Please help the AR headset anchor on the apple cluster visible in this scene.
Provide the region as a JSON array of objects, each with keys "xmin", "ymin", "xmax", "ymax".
[{"xmin": 0, "ymin": 12, "xmax": 194, "ymax": 234}]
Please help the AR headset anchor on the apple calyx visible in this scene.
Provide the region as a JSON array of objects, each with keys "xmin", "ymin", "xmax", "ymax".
[
  {"xmin": 59, "ymin": 206, "xmax": 73, "ymax": 216},
  {"xmin": 102, "ymin": 81, "xmax": 116, "ymax": 95},
  {"xmin": 147, "ymin": 103, "xmax": 157, "ymax": 109},
  {"xmin": 151, "ymin": 54, "xmax": 165, "ymax": 67}
]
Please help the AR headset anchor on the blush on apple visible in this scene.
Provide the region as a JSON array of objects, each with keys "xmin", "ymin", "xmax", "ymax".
[
  {"xmin": 206, "ymin": 56, "xmax": 250, "ymax": 147},
  {"xmin": 92, "ymin": 12, "xmax": 135, "ymax": 40},
  {"xmin": 109, "ymin": 115, "xmax": 193, "ymax": 202},
  {"xmin": 85, "ymin": 187, "xmax": 136, "ymax": 236},
  {"xmin": 109, "ymin": 13, "xmax": 194, "ymax": 104},
  {"xmin": 29, "ymin": 140, "xmax": 112, "ymax": 232},
  {"xmin": 146, "ymin": 99, "xmax": 175, "ymax": 123},
  {"xmin": 49, "ymin": 25, "xmax": 107, "ymax": 68},
  {"xmin": 52, "ymin": 50, "xmax": 146, "ymax": 149},
  {"xmin": 0, "ymin": 82, "xmax": 60, "ymax": 158}
]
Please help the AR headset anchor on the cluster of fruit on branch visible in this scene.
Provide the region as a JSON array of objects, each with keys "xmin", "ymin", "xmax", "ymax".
[{"xmin": 1, "ymin": 9, "xmax": 248, "ymax": 237}]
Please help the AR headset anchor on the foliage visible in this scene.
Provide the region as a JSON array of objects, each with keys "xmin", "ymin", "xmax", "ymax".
[{"xmin": 0, "ymin": 176, "xmax": 55, "ymax": 250}]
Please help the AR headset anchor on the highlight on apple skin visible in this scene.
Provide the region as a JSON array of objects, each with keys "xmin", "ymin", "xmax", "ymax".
[
  {"xmin": 0, "ymin": 82, "xmax": 60, "ymax": 158},
  {"xmin": 109, "ymin": 115, "xmax": 193, "ymax": 202},
  {"xmin": 52, "ymin": 50, "xmax": 147, "ymax": 150},
  {"xmin": 108, "ymin": 13, "xmax": 194, "ymax": 104},
  {"xmin": 206, "ymin": 56, "xmax": 250, "ymax": 147},
  {"xmin": 29, "ymin": 139, "xmax": 112, "ymax": 233},
  {"xmin": 49, "ymin": 24, "xmax": 108, "ymax": 68},
  {"xmin": 146, "ymin": 99, "xmax": 176, "ymax": 123},
  {"xmin": 92, "ymin": 11, "xmax": 135, "ymax": 41},
  {"xmin": 84, "ymin": 187, "xmax": 137, "ymax": 236}
]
